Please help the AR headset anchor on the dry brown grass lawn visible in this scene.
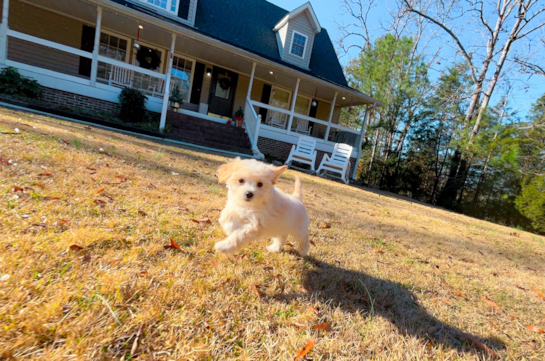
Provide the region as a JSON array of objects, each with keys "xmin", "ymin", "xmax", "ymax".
[{"xmin": 1, "ymin": 106, "xmax": 544, "ymax": 360}]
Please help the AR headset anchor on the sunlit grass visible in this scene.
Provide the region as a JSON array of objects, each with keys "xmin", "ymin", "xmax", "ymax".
[{"xmin": 1, "ymin": 107, "xmax": 544, "ymax": 360}]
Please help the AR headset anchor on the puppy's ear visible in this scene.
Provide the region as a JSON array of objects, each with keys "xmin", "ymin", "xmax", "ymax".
[
  {"xmin": 217, "ymin": 158, "xmax": 241, "ymax": 183},
  {"xmin": 270, "ymin": 165, "xmax": 288, "ymax": 184}
]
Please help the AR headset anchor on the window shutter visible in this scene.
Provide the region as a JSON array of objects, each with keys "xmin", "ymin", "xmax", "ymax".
[
  {"xmin": 178, "ymin": 0, "xmax": 191, "ymax": 20},
  {"xmin": 79, "ymin": 25, "xmax": 95, "ymax": 77},
  {"xmin": 259, "ymin": 84, "xmax": 272, "ymax": 121},
  {"xmin": 190, "ymin": 62, "xmax": 205, "ymax": 105}
]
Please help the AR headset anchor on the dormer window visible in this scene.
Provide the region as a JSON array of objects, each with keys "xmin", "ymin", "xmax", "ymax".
[
  {"xmin": 290, "ymin": 31, "xmax": 307, "ymax": 58},
  {"xmin": 141, "ymin": 0, "xmax": 179, "ymax": 14}
]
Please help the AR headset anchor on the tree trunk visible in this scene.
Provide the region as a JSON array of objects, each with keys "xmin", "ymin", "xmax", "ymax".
[{"xmin": 367, "ymin": 128, "xmax": 380, "ymax": 184}]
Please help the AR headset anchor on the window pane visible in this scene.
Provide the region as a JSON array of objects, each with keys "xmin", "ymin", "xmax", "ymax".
[
  {"xmin": 100, "ymin": 33, "xmax": 108, "ymax": 45},
  {"xmin": 119, "ymin": 39, "xmax": 127, "ymax": 51},
  {"xmin": 291, "ymin": 33, "xmax": 306, "ymax": 57},
  {"xmin": 295, "ymin": 97, "xmax": 310, "ymax": 115},
  {"xmin": 270, "ymin": 88, "xmax": 290, "ymax": 109}
]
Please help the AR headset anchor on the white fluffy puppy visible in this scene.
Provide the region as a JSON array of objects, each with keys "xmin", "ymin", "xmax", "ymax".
[{"xmin": 215, "ymin": 157, "xmax": 310, "ymax": 256}]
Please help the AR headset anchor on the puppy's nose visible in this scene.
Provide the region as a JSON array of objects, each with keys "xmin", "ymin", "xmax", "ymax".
[{"xmin": 245, "ymin": 191, "xmax": 254, "ymax": 200}]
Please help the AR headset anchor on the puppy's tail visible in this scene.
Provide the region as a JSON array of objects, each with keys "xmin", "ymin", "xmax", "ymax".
[{"xmin": 292, "ymin": 176, "xmax": 303, "ymax": 201}]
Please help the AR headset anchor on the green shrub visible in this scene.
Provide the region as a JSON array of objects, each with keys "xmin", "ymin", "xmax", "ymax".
[
  {"xmin": 169, "ymin": 82, "xmax": 184, "ymax": 104},
  {"xmin": 118, "ymin": 87, "xmax": 147, "ymax": 123},
  {"xmin": 0, "ymin": 67, "xmax": 42, "ymax": 99}
]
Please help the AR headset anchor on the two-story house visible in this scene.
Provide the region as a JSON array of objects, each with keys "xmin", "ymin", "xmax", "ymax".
[{"xmin": 0, "ymin": 0, "xmax": 382, "ymax": 178}]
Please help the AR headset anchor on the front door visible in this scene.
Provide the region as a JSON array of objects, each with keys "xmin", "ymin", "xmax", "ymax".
[{"xmin": 208, "ymin": 67, "xmax": 238, "ymax": 119}]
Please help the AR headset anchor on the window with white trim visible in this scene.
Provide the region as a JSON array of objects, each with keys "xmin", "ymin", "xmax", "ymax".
[
  {"xmin": 97, "ymin": 32, "xmax": 129, "ymax": 82},
  {"xmin": 171, "ymin": 55, "xmax": 195, "ymax": 103},
  {"xmin": 290, "ymin": 31, "xmax": 307, "ymax": 58},
  {"xmin": 140, "ymin": 0, "xmax": 179, "ymax": 14}
]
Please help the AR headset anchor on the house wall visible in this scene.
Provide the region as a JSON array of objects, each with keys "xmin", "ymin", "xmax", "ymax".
[
  {"xmin": 7, "ymin": 1, "xmax": 84, "ymax": 77},
  {"xmin": 281, "ymin": 12, "xmax": 315, "ymax": 70}
]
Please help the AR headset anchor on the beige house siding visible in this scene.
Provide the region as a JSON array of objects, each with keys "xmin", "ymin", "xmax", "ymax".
[
  {"xmin": 233, "ymin": 73, "xmax": 249, "ymax": 117},
  {"xmin": 7, "ymin": 1, "xmax": 84, "ymax": 77}
]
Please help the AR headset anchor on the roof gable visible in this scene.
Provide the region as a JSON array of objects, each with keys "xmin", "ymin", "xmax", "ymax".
[{"xmin": 273, "ymin": 2, "xmax": 321, "ymax": 34}]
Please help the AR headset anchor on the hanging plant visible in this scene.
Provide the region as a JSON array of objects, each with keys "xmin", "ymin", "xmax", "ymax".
[{"xmin": 136, "ymin": 46, "xmax": 161, "ymax": 70}]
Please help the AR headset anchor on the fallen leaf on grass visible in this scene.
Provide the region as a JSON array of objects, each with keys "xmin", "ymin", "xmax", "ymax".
[
  {"xmin": 58, "ymin": 219, "xmax": 68, "ymax": 223},
  {"xmin": 509, "ymin": 313, "xmax": 517, "ymax": 318},
  {"xmin": 318, "ymin": 222, "xmax": 331, "ymax": 229},
  {"xmin": 138, "ymin": 211, "xmax": 148, "ymax": 217},
  {"xmin": 313, "ymin": 323, "xmax": 330, "ymax": 330},
  {"xmin": 295, "ymin": 336, "xmax": 316, "ymax": 360},
  {"xmin": 310, "ymin": 240, "xmax": 316, "ymax": 246},
  {"xmin": 441, "ymin": 298, "xmax": 453, "ymax": 306},
  {"xmin": 38, "ymin": 173, "xmax": 52, "ymax": 177},
  {"xmin": 372, "ymin": 247, "xmax": 385, "ymax": 254},
  {"xmin": 433, "ymin": 265, "xmax": 442, "ymax": 274},
  {"xmin": 461, "ymin": 258, "xmax": 473, "ymax": 263},
  {"xmin": 97, "ymin": 188, "xmax": 105, "ymax": 194},
  {"xmin": 94, "ymin": 199, "xmax": 106, "ymax": 205},
  {"xmin": 191, "ymin": 218, "xmax": 212, "ymax": 224},
  {"xmin": 138, "ymin": 270, "xmax": 148, "ymax": 275},
  {"xmin": 455, "ymin": 290, "xmax": 468, "ymax": 299},
  {"xmin": 307, "ymin": 306, "xmax": 320, "ymax": 315},
  {"xmin": 481, "ymin": 296, "xmax": 501, "ymax": 311},
  {"xmin": 510, "ymin": 232, "xmax": 520, "ymax": 237},
  {"xmin": 462, "ymin": 333, "xmax": 499, "ymax": 358},
  {"xmin": 70, "ymin": 245, "xmax": 83, "ymax": 251},
  {"xmin": 11, "ymin": 186, "xmax": 24, "ymax": 192},
  {"xmin": 532, "ymin": 288, "xmax": 545, "ymax": 301},
  {"xmin": 253, "ymin": 285, "xmax": 261, "ymax": 300},
  {"xmin": 164, "ymin": 238, "xmax": 181, "ymax": 250},
  {"xmin": 515, "ymin": 285, "xmax": 528, "ymax": 291},
  {"xmin": 489, "ymin": 321, "xmax": 500, "ymax": 331},
  {"xmin": 526, "ymin": 325, "xmax": 545, "ymax": 334}
]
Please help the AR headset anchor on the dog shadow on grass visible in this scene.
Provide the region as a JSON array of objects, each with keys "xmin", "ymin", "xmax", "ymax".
[{"xmin": 278, "ymin": 255, "xmax": 505, "ymax": 358}]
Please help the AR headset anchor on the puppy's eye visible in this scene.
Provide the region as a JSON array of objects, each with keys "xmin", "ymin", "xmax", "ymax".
[
  {"xmin": 239, "ymin": 179, "xmax": 244, "ymax": 184},
  {"xmin": 257, "ymin": 182, "xmax": 263, "ymax": 188}
]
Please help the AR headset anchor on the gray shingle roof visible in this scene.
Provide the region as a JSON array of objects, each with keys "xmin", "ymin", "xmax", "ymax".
[{"xmin": 108, "ymin": 0, "xmax": 349, "ymax": 87}]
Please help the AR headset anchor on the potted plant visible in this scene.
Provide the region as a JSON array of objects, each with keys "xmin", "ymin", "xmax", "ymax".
[
  {"xmin": 169, "ymin": 83, "xmax": 184, "ymax": 112},
  {"xmin": 234, "ymin": 106, "xmax": 244, "ymax": 127}
]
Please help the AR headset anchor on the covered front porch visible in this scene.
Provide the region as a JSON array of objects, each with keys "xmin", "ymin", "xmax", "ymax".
[{"xmin": 0, "ymin": 0, "xmax": 379, "ymax": 178}]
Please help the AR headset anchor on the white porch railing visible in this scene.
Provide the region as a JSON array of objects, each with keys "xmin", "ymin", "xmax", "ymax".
[
  {"xmin": 250, "ymin": 99, "xmax": 361, "ymax": 147},
  {"xmin": 97, "ymin": 56, "xmax": 167, "ymax": 98},
  {"xmin": 244, "ymin": 97, "xmax": 265, "ymax": 159}
]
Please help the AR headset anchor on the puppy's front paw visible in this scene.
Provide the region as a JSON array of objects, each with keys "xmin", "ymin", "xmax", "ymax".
[
  {"xmin": 297, "ymin": 242, "xmax": 310, "ymax": 257},
  {"xmin": 266, "ymin": 243, "xmax": 282, "ymax": 253},
  {"xmin": 214, "ymin": 240, "xmax": 236, "ymax": 254}
]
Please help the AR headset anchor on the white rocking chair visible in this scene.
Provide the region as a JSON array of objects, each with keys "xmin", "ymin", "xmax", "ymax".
[
  {"xmin": 109, "ymin": 65, "xmax": 134, "ymax": 88},
  {"xmin": 294, "ymin": 118, "xmax": 311, "ymax": 135},
  {"xmin": 316, "ymin": 143, "xmax": 353, "ymax": 184},
  {"xmin": 285, "ymin": 136, "xmax": 318, "ymax": 173}
]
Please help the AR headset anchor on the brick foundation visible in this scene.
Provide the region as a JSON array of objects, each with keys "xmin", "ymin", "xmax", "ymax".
[
  {"xmin": 257, "ymin": 137, "xmax": 356, "ymax": 174},
  {"xmin": 40, "ymin": 87, "xmax": 122, "ymax": 114}
]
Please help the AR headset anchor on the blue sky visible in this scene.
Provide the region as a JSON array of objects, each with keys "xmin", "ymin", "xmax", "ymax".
[{"xmin": 268, "ymin": 0, "xmax": 545, "ymax": 119}]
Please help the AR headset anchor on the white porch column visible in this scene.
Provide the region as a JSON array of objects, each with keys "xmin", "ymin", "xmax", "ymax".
[
  {"xmin": 287, "ymin": 78, "xmax": 300, "ymax": 133},
  {"xmin": 352, "ymin": 106, "xmax": 371, "ymax": 180},
  {"xmin": 0, "ymin": 0, "xmax": 10, "ymax": 65},
  {"xmin": 159, "ymin": 33, "xmax": 177, "ymax": 131},
  {"xmin": 324, "ymin": 92, "xmax": 338, "ymax": 141},
  {"xmin": 90, "ymin": 6, "xmax": 103, "ymax": 86},
  {"xmin": 247, "ymin": 62, "xmax": 256, "ymax": 100}
]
